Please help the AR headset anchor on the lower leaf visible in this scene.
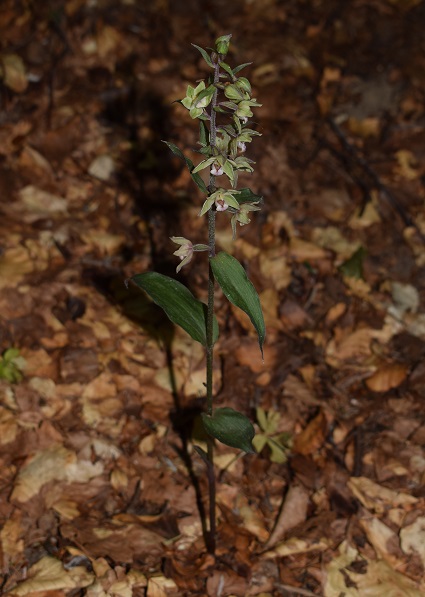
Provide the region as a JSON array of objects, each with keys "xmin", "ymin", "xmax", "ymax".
[
  {"xmin": 201, "ymin": 407, "xmax": 255, "ymax": 453},
  {"xmin": 130, "ymin": 272, "xmax": 218, "ymax": 346}
]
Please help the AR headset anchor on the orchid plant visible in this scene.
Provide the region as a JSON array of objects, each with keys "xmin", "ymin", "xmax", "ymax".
[{"xmin": 128, "ymin": 35, "xmax": 265, "ymax": 554}]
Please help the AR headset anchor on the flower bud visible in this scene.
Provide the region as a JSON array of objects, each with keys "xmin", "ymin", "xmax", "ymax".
[{"xmin": 215, "ymin": 34, "xmax": 232, "ymax": 56}]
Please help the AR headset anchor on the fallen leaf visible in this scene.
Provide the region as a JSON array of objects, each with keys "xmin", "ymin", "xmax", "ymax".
[
  {"xmin": 400, "ymin": 516, "xmax": 425, "ymax": 568},
  {"xmin": 7, "ymin": 556, "xmax": 94, "ymax": 595},
  {"xmin": 1, "ymin": 54, "xmax": 28, "ymax": 93},
  {"xmin": 292, "ymin": 411, "xmax": 327, "ymax": 456},
  {"xmin": 365, "ymin": 362, "xmax": 409, "ymax": 392}
]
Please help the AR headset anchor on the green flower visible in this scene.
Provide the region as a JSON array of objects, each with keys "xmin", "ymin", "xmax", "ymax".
[
  {"xmin": 199, "ymin": 189, "xmax": 241, "ymax": 217},
  {"xmin": 171, "ymin": 237, "xmax": 209, "ymax": 272},
  {"xmin": 181, "ymin": 82, "xmax": 215, "ymax": 119},
  {"xmin": 235, "ymin": 98, "xmax": 262, "ymax": 121},
  {"xmin": 215, "ymin": 34, "xmax": 232, "ymax": 55},
  {"xmin": 230, "ymin": 202, "xmax": 261, "ymax": 239},
  {"xmin": 224, "ymin": 83, "xmax": 248, "ymax": 102}
]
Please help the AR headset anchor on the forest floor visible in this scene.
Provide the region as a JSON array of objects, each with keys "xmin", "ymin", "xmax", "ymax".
[{"xmin": 1, "ymin": 0, "xmax": 425, "ymax": 595}]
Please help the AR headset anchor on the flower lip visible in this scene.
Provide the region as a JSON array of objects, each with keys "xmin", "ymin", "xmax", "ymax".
[
  {"xmin": 215, "ymin": 198, "xmax": 228, "ymax": 211},
  {"xmin": 210, "ymin": 163, "xmax": 224, "ymax": 176}
]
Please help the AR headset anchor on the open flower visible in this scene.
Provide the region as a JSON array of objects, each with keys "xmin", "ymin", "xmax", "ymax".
[
  {"xmin": 199, "ymin": 188, "xmax": 241, "ymax": 217},
  {"xmin": 170, "ymin": 237, "xmax": 209, "ymax": 273},
  {"xmin": 211, "ymin": 163, "xmax": 224, "ymax": 176},
  {"xmin": 171, "ymin": 237, "xmax": 194, "ymax": 272},
  {"xmin": 181, "ymin": 81, "xmax": 215, "ymax": 119},
  {"xmin": 215, "ymin": 198, "xmax": 228, "ymax": 211}
]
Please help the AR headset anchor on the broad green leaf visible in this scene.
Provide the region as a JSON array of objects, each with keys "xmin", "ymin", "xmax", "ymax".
[
  {"xmin": 192, "ymin": 44, "xmax": 214, "ymax": 67},
  {"xmin": 210, "ymin": 252, "xmax": 265, "ymax": 356},
  {"xmin": 162, "ymin": 141, "xmax": 208, "ymax": 193},
  {"xmin": 130, "ymin": 272, "xmax": 218, "ymax": 346},
  {"xmin": 202, "ymin": 407, "xmax": 255, "ymax": 453},
  {"xmin": 236, "ymin": 188, "xmax": 263, "ymax": 204}
]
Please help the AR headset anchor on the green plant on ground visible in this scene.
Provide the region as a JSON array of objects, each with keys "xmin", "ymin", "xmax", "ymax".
[
  {"xmin": 128, "ymin": 34, "xmax": 264, "ymax": 554},
  {"xmin": 0, "ymin": 348, "xmax": 24, "ymax": 383},
  {"xmin": 253, "ymin": 407, "xmax": 292, "ymax": 464}
]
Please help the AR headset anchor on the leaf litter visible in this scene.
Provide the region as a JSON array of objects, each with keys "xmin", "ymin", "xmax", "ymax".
[{"xmin": 0, "ymin": 0, "xmax": 425, "ymax": 595}]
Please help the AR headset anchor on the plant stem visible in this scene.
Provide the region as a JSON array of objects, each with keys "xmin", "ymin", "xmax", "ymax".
[{"xmin": 205, "ymin": 60, "xmax": 220, "ymax": 554}]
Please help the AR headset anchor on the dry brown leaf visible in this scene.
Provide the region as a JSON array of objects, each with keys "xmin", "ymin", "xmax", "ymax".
[
  {"xmin": 282, "ymin": 374, "xmax": 320, "ymax": 406},
  {"xmin": 11, "ymin": 445, "xmax": 104, "ymax": 502},
  {"xmin": 292, "ymin": 411, "xmax": 327, "ymax": 456},
  {"xmin": 97, "ymin": 25, "xmax": 122, "ymax": 58},
  {"xmin": 400, "ymin": 516, "xmax": 425, "ymax": 568},
  {"xmin": 265, "ymin": 484, "xmax": 310, "ymax": 548},
  {"xmin": 289, "ymin": 237, "xmax": 328, "ymax": 261},
  {"xmin": 88, "ymin": 154, "xmax": 115, "ymax": 181},
  {"xmin": 235, "ymin": 340, "xmax": 277, "ymax": 373},
  {"xmin": 236, "ymin": 493, "xmax": 269, "ymax": 542},
  {"xmin": 0, "ymin": 511, "xmax": 24, "ymax": 562},
  {"xmin": 146, "ymin": 575, "xmax": 179, "ymax": 597},
  {"xmin": 206, "ymin": 569, "xmax": 249, "ymax": 597},
  {"xmin": 81, "ymin": 229, "xmax": 125, "ymax": 255},
  {"xmin": 326, "ymin": 327, "xmax": 387, "ymax": 366},
  {"xmin": 1, "ymin": 54, "xmax": 28, "ymax": 93},
  {"xmin": 280, "ymin": 299, "xmax": 312, "ymax": 331},
  {"xmin": 7, "ymin": 556, "xmax": 94, "ymax": 595},
  {"xmin": 0, "ymin": 246, "xmax": 34, "ymax": 290},
  {"xmin": 395, "ymin": 149, "xmax": 419, "ymax": 180},
  {"xmin": 311, "ymin": 226, "xmax": 360, "ymax": 261},
  {"xmin": 259, "ymin": 247, "xmax": 292, "ymax": 290},
  {"xmin": 19, "ymin": 185, "xmax": 68, "ymax": 218},
  {"xmin": 348, "ymin": 477, "xmax": 417, "ymax": 514},
  {"xmin": 324, "ymin": 541, "xmax": 423, "ymax": 596},
  {"xmin": 325, "ymin": 302, "xmax": 347, "ymax": 324},
  {"xmin": 365, "ymin": 362, "xmax": 409, "ymax": 392},
  {"xmin": 358, "ymin": 512, "xmax": 403, "ymax": 565},
  {"xmin": 347, "ymin": 116, "xmax": 381, "ymax": 138},
  {"xmin": 0, "ymin": 406, "xmax": 19, "ymax": 445},
  {"xmin": 349, "ymin": 193, "xmax": 381, "ymax": 229}
]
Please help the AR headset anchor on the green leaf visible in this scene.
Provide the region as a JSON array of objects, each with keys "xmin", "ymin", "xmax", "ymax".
[
  {"xmin": 162, "ymin": 141, "xmax": 208, "ymax": 194},
  {"xmin": 232, "ymin": 62, "xmax": 253, "ymax": 75},
  {"xmin": 202, "ymin": 407, "xmax": 255, "ymax": 453},
  {"xmin": 210, "ymin": 252, "xmax": 265, "ymax": 356},
  {"xmin": 252, "ymin": 434, "xmax": 268, "ymax": 453},
  {"xmin": 192, "ymin": 44, "xmax": 214, "ymax": 68},
  {"xmin": 266, "ymin": 437, "xmax": 289, "ymax": 464},
  {"xmin": 199, "ymin": 120, "xmax": 209, "ymax": 146},
  {"xmin": 192, "ymin": 156, "xmax": 216, "ymax": 174},
  {"xmin": 130, "ymin": 272, "xmax": 218, "ymax": 346},
  {"xmin": 236, "ymin": 188, "xmax": 263, "ymax": 204},
  {"xmin": 219, "ymin": 61, "xmax": 234, "ymax": 78},
  {"xmin": 339, "ymin": 246, "xmax": 366, "ymax": 279}
]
